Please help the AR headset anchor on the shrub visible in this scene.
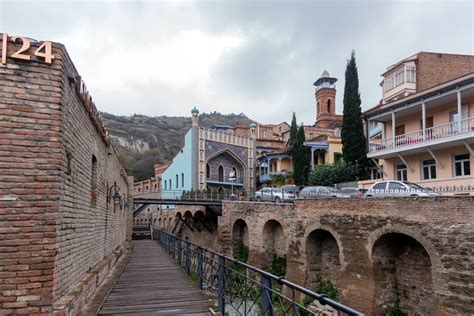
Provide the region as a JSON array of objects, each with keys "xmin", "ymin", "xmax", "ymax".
[{"xmin": 308, "ymin": 162, "xmax": 360, "ymax": 186}]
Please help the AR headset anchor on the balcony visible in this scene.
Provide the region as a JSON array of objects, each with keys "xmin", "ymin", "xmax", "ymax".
[{"xmin": 368, "ymin": 117, "xmax": 474, "ymax": 158}]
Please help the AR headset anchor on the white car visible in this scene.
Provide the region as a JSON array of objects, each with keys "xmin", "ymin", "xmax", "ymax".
[
  {"xmin": 299, "ymin": 186, "xmax": 350, "ymax": 198},
  {"xmin": 254, "ymin": 188, "xmax": 295, "ymax": 202},
  {"xmin": 365, "ymin": 181, "xmax": 440, "ymax": 197}
]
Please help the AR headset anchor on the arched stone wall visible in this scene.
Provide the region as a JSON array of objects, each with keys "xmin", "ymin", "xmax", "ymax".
[
  {"xmin": 305, "ymin": 229, "xmax": 341, "ymax": 292},
  {"xmin": 262, "ymin": 219, "xmax": 286, "ymax": 272},
  {"xmin": 371, "ymin": 232, "xmax": 434, "ymax": 315},
  {"xmin": 231, "ymin": 219, "xmax": 249, "ymax": 258}
]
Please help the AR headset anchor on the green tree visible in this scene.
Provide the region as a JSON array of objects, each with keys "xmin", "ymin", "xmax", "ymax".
[
  {"xmin": 341, "ymin": 51, "xmax": 367, "ymax": 169},
  {"xmin": 308, "ymin": 162, "xmax": 360, "ymax": 186},
  {"xmin": 292, "ymin": 124, "xmax": 309, "ymax": 185},
  {"xmin": 288, "ymin": 112, "xmax": 298, "ymax": 150}
]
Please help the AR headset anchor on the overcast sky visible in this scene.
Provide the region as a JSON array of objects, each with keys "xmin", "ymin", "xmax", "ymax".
[{"xmin": 1, "ymin": 0, "xmax": 473, "ymax": 125}]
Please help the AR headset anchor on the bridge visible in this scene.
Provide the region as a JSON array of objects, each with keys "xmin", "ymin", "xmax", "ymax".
[{"xmin": 99, "ymin": 229, "xmax": 363, "ymax": 315}]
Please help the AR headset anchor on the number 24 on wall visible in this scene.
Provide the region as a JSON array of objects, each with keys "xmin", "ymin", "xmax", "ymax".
[{"xmin": 1, "ymin": 33, "xmax": 54, "ymax": 65}]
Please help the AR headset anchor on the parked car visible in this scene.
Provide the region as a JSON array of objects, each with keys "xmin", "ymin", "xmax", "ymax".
[
  {"xmin": 299, "ymin": 186, "xmax": 350, "ymax": 198},
  {"xmin": 340, "ymin": 187, "xmax": 367, "ymax": 197},
  {"xmin": 255, "ymin": 188, "xmax": 295, "ymax": 202},
  {"xmin": 365, "ymin": 181, "xmax": 440, "ymax": 197},
  {"xmin": 281, "ymin": 184, "xmax": 305, "ymax": 197}
]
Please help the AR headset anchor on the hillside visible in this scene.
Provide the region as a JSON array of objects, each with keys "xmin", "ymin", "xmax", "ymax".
[{"xmin": 101, "ymin": 112, "xmax": 255, "ymax": 181}]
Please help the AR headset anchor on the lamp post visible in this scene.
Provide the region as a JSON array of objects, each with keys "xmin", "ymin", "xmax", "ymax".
[
  {"xmin": 107, "ymin": 181, "xmax": 122, "ymax": 211},
  {"xmin": 229, "ymin": 170, "xmax": 236, "ymax": 199}
]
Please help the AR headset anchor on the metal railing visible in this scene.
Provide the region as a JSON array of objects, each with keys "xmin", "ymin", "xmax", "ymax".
[
  {"xmin": 152, "ymin": 229, "xmax": 363, "ymax": 316},
  {"xmin": 369, "ymin": 117, "xmax": 474, "ymax": 153}
]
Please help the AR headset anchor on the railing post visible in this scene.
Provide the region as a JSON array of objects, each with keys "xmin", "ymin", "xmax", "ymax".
[
  {"xmin": 218, "ymin": 255, "xmax": 225, "ymax": 314},
  {"xmin": 197, "ymin": 246, "xmax": 203, "ymax": 290},
  {"xmin": 177, "ymin": 240, "xmax": 182, "ymax": 267},
  {"xmin": 185, "ymin": 241, "xmax": 191, "ymax": 276},
  {"xmin": 261, "ymin": 274, "xmax": 274, "ymax": 316}
]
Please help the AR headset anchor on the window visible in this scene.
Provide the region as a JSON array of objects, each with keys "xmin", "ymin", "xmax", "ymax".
[
  {"xmin": 406, "ymin": 65, "xmax": 416, "ymax": 83},
  {"xmin": 334, "ymin": 153, "xmax": 343, "ymax": 163},
  {"xmin": 176, "ymin": 175, "xmax": 178, "ymax": 188},
  {"xmin": 388, "ymin": 181, "xmax": 405, "ymax": 191},
  {"xmin": 164, "ymin": 181, "xmax": 167, "ymax": 190},
  {"xmin": 420, "ymin": 117, "xmax": 433, "ymax": 129},
  {"xmin": 169, "ymin": 179, "xmax": 172, "ymax": 190},
  {"xmin": 181, "ymin": 173, "xmax": 184, "ymax": 188},
  {"xmin": 206, "ymin": 164, "xmax": 210, "ymax": 179},
  {"xmin": 370, "ymin": 167, "xmax": 382, "ymax": 180},
  {"xmin": 327, "ymin": 99, "xmax": 331, "ymax": 112},
  {"xmin": 262, "ymin": 130, "xmax": 267, "ymax": 138},
  {"xmin": 422, "ymin": 159, "xmax": 436, "ymax": 180},
  {"xmin": 218, "ymin": 165, "xmax": 224, "ymax": 182},
  {"xmin": 91, "ymin": 155, "xmax": 97, "ymax": 207},
  {"xmin": 396, "ymin": 164, "xmax": 407, "ymax": 181},
  {"xmin": 454, "ymin": 154, "xmax": 470, "ymax": 177},
  {"xmin": 395, "ymin": 125, "xmax": 405, "ymax": 136},
  {"xmin": 373, "ymin": 182, "xmax": 386, "ymax": 190}
]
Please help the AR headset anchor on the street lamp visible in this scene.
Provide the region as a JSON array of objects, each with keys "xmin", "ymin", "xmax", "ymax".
[
  {"xmin": 229, "ymin": 170, "xmax": 236, "ymax": 198},
  {"xmin": 107, "ymin": 181, "xmax": 121, "ymax": 210}
]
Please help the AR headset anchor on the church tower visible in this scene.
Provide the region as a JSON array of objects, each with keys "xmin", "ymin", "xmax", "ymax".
[{"xmin": 313, "ymin": 70, "xmax": 341, "ymax": 128}]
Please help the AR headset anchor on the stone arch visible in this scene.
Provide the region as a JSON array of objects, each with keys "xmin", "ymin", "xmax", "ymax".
[
  {"xmin": 168, "ymin": 217, "xmax": 173, "ymax": 232},
  {"xmin": 218, "ymin": 165, "xmax": 224, "ymax": 182},
  {"xmin": 232, "ymin": 219, "xmax": 249, "ymax": 258},
  {"xmin": 370, "ymin": 231, "xmax": 434, "ymax": 315},
  {"xmin": 305, "ymin": 229, "xmax": 342, "ymax": 292},
  {"xmin": 206, "ymin": 149, "xmax": 246, "ymax": 184},
  {"xmin": 262, "ymin": 219, "xmax": 286, "ymax": 274}
]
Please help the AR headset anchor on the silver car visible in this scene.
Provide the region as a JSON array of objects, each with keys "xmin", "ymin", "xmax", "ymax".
[
  {"xmin": 365, "ymin": 181, "xmax": 440, "ymax": 197},
  {"xmin": 299, "ymin": 186, "xmax": 350, "ymax": 198},
  {"xmin": 255, "ymin": 188, "xmax": 295, "ymax": 202}
]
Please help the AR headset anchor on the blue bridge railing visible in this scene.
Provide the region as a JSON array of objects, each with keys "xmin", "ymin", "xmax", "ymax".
[{"xmin": 152, "ymin": 229, "xmax": 364, "ymax": 316}]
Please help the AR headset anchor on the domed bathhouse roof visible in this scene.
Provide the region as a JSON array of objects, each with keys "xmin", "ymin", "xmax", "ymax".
[{"xmin": 250, "ymin": 122, "xmax": 257, "ymax": 128}]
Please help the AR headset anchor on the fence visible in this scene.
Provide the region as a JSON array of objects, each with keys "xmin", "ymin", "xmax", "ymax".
[{"xmin": 152, "ymin": 229, "xmax": 363, "ymax": 316}]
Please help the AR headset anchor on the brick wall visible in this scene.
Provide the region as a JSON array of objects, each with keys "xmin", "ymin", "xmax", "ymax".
[
  {"xmin": 0, "ymin": 37, "xmax": 132, "ymax": 314},
  {"xmin": 212, "ymin": 197, "xmax": 473, "ymax": 315},
  {"xmin": 417, "ymin": 52, "xmax": 474, "ymax": 92}
]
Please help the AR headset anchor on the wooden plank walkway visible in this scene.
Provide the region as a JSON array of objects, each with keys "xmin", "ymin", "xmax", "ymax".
[{"xmin": 98, "ymin": 240, "xmax": 211, "ymax": 315}]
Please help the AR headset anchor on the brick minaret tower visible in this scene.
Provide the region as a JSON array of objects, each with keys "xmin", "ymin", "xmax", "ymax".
[{"xmin": 313, "ymin": 70, "xmax": 342, "ymax": 128}]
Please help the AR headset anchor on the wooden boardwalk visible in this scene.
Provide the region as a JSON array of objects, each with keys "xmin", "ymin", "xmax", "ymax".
[{"xmin": 98, "ymin": 240, "xmax": 211, "ymax": 315}]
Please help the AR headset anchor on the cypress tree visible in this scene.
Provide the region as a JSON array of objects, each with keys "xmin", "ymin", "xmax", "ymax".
[
  {"xmin": 288, "ymin": 112, "xmax": 298, "ymax": 150},
  {"xmin": 292, "ymin": 124, "xmax": 309, "ymax": 185},
  {"xmin": 341, "ymin": 51, "xmax": 367, "ymax": 167}
]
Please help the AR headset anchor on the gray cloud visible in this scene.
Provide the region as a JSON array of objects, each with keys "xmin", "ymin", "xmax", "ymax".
[{"xmin": 1, "ymin": 0, "xmax": 472, "ymax": 125}]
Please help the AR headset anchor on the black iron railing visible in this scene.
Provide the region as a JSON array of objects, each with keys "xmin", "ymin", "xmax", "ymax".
[{"xmin": 152, "ymin": 229, "xmax": 364, "ymax": 316}]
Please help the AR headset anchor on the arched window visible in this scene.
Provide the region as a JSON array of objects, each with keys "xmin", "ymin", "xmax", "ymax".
[
  {"xmin": 231, "ymin": 167, "xmax": 238, "ymax": 181},
  {"xmin": 181, "ymin": 173, "xmax": 184, "ymax": 188},
  {"xmin": 218, "ymin": 165, "xmax": 224, "ymax": 182},
  {"xmin": 327, "ymin": 99, "xmax": 331, "ymax": 112},
  {"xmin": 169, "ymin": 179, "xmax": 172, "ymax": 190},
  {"xmin": 206, "ymin": 164, "xmax": 210, "ymax": 179},
  {"xmin": 164, "ymin": 181, "xmax": 167, "ymax": 190},
  {"xmin": 176, "ymin": 174, "xmax": 178, "ymax": 188}
]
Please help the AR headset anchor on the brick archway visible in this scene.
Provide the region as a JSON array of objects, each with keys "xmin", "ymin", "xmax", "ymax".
[
  {"xmin": 262, "ymin": 219, "xmax": 286, "ymax": 274},
  {"xmin": 231, "ymin": 219, "xmax": 249, "ymax": 259},
  {"xmin": 305, "ymin": 229, "xmax": 342, "ymax": 294},
  {"xmin": 371, "ymin": 232, "xmax": 434, "ymax": 315}
]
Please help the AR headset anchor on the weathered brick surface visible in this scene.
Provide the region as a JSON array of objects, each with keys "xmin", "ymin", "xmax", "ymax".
[
  {"xmin": 0, "ymin": 37, "xmax": 132, "ymax": 314},
  {"xmin": 209, "ymin": 197, "xmax": 473, "ymax": 315},
  {"xmin": 417, "ymin": 52, "xmax": 474, "ymax": 92}
]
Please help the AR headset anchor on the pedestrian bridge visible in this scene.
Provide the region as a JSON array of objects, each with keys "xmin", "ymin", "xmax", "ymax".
[{"xmin": 99, "ymin": 229, "xmax": 363, "ymax": 315}]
